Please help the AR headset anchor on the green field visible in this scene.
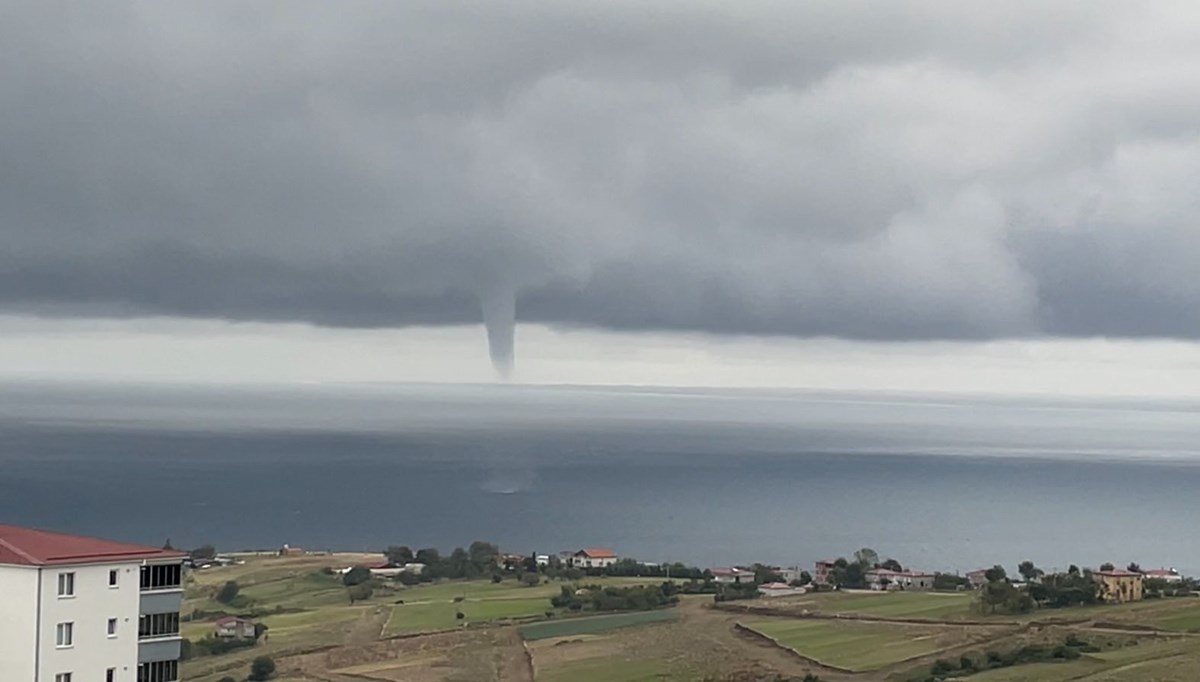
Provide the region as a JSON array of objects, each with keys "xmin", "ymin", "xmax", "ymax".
[
  {"xmin": 746, "ymin": 618, "xmax": 955, "ymax": 672},
  {"xmin": 798, "ymin": 590, "xmax": 976, "ymax": 620},
  {"xmin": 520, "ymin": 610, "xmax": 679, "ymax": 640},
  {"xmin": 385, "ymin": 596, "xmax": 551, "ymax": 634},
  {"xmin": 966, "ymin": 639, "xmax": 1199, "ymax": 681}
]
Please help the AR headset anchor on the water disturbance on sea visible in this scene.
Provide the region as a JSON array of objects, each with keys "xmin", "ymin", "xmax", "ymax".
[{"xmin": 2, "ymin": 381, "xmax": 1199, "ymax": 573}]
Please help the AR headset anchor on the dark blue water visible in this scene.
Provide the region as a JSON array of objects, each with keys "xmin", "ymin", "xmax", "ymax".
[{"xmin": 3, "ymin": 382, "xmax": 1199, "ymax": 575}]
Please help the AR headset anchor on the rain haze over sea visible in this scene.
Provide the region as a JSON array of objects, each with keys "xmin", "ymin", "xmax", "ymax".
[{"xmin": 3, "ymin": 380, "xmax": 1199, "ymax": 575}]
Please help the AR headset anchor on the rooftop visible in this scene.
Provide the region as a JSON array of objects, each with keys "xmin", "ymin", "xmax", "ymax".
[
  {"xmin": 578, "ymin": 547, "xmax": 617, "ymax": 558},
  {"xmin": 0, "ymin": 524, "xmax": 184, "ymax": 567},
  {"xmin": 1096, "ymin": 569, "xmax": 1142, "ymax": 578}
]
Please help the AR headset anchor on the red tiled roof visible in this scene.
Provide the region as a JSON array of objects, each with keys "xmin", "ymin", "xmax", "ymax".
[
  {"xmin": 0, "ymin": 524, "xmax": 185, "ymax": 567},
  {"xmin": 215, "ymin": 616, "xmax": 255, "ymax": 626},
  {"xmin": 577, "ymin": 548, "xmax": 616, "ymax": 558}
]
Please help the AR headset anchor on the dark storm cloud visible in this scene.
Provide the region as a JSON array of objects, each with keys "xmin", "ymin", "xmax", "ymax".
[{"xmin": 4, "ymin": 0, "xmax": 1200, "ymax": 366}]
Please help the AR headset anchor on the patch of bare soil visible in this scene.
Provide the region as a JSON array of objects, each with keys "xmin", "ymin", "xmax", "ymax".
[{"xmin": 277, "ymin": 627, "xmax": 531, "ymax": 682}]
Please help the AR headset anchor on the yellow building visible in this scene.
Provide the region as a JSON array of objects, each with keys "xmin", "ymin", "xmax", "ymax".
[{"xmin": 1094, "ymin": 569, "xmax": 1144, "ymax": 603}]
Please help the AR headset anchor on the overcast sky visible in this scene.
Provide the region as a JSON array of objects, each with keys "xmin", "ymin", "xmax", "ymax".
[{"xmin": 3, "ymin": 2, "xmax": 1200, "ymax": 393}]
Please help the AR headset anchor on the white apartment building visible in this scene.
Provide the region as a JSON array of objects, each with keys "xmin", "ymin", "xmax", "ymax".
[{"xmin": 0, "ymin": 524, "xmax": 186, "ymax": 682}]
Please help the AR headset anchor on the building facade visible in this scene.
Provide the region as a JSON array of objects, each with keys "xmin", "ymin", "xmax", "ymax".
[
  {"xmin": 866, "ymin": 569, "xmax": 935, "ymax": 591},
  {"xmin": 0, "ymin": 524, "xmax": 185, "ymax": 682},
  {"xmin": 813, "ymin": 560, "xmax": 837, "ymax": 586},
  {"xmin": 569, "ymin": 548, "xmax": 618, "ymax": 569},
  {"xmin": 1094, "ymin": 569, "xmax": 1144, "ymax": 603}
]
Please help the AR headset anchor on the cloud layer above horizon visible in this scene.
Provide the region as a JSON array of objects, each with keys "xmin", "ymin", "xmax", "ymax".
[{"xmin": 4, "ymin": 1, "xmax": 1200, "ymax": 371}]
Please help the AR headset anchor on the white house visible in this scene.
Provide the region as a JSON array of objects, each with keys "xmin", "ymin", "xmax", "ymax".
[
  {"xmin": 568, "ymin": 548, "xmax": 618, "ymax": 569},
  {"xmin": 758, "ymin": 582, "xmax": 806, "ymax": 598},
  {"xmin": 710, "ymin": 567, "xmax": 756, "ymax": 584},
  {"xmin": 0, "ymin": 523, "xmax": 186, "ymax": 682},
  {"xmin": 1143, "ymin": 568, "xmax": 1184, "ymax": 583}
]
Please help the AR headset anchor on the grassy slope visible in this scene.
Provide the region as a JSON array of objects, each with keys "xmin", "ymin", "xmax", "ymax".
[
  {"xmin": 747, "ymin": 619, "xmax": 950, "ymax": 672},
  {"xmin": 966, "ymin": 639, "xmax": 1200, "ymax": 682},
  {"xmin": 520, "ymin": 610, "xmax": 679, "ymax": 641}
]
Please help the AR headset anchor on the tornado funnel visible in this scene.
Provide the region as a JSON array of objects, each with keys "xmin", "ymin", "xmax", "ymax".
[{"xmin": 481, "ymin": 290, "xmax": 516, "ymax": 378}]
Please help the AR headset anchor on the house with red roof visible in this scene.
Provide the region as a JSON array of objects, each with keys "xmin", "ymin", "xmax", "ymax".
[
  {"xmin": 214, "ymin": 615, "xmax": 258, "ymax": 639},
  {"xmin": 1094, "ymin": 568, "xmax": 1144, "ymax": 603},
  {"xmin": 568, "ymin": 547, "xmax": 619, "ymax": 569},
  {"xmin": 0, "ymin": 523, "xmax": 186, "ymax": 682}
]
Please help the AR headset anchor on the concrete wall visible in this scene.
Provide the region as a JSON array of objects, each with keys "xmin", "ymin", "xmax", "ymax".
[
  {"xmin": 38, "ymin": 562, "xmax": 141, "ymax": 682},
  {"xmin": 0, "ymin": 565, "xmax": 39, "ymax": 681}
]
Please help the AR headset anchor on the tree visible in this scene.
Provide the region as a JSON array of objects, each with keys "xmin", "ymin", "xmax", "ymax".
[
  {"xmin": 215, "ymin": 580, "xmax": 240, "ymax": 604},
  {"xmin": 468, "ymin": 541, "xmax": 499, "ymax": 566},
  {"xmin": 880, "ymin": 558, "xmax": 903, "ymax": 572},
  {"xmin": 253, "ymin": 622, "xmax": 269, "ymax": 642},
  {"xmin": 521, "ymin": 573, "xmax": 541, "ymax": 587},
  {"xmin": 415, "ymin": 548, "xmax": 441, "ymax": 565},
  {"xmin": 248, "ymin": 655, "xmax": 276, "ymax": 681},
  {"xmin": 984, "ymin": 565, "xmax": 1008, "ymax": 584},
  {"xmin": 162, "ymin": 538, "xmax": 175, "ymax": 550},
  {"xmin": 397, "ymin": 571, "xmax": 420, "ymax": 586},
  {"xmin": 854, "ymin": 548, "xmax": 880, "ymax": 568},
  {"xmin": 1068, "ymin": 564, "xmax": 1080, "ymax": 576},
  {"xmin": 219, "ymin": 677, "xmax": 236, "ymax": 682},
  {"xmin": 798, "ymin": 570, "xmax": 813, "ymax": 585},
  {"xmin": 1018, "ymin": 561, "xmax": 1043, "ymax": 583},
  {"xmin": 342, "ymin": 566, "xmax": 371, "ymax": 586},
  {"xmin": 347, "ymin": 583, "xmax": 374, "ymax": 604},
  {"xmin": 1127, "ymin": 563, "xmax": 1142, "ymax": 573},
  {"xmin": 1099, "ymin": 562, "xmax": 1115, "ymax": 572},
  {"xmin": 191, "ymin": 544, "xmax": 217, "ymax": 562},
  {"xmin": 384, "ymin": 545, "xmax": 414, "ymax": 566},
  {"xmin": 753, "ymin": 564, "xmax": 784, "ymax": 585}
]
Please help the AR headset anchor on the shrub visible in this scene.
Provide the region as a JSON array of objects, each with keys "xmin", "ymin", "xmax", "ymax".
[
  {"xmin": 248, "ymin": 655, "xmax": 276, "ymax": 681},
  {"xmin": 215, "ymin": 581, "xmax": 240, "ymax": 604},
  {"xmin": 342, "ymin": 566, "xmax": 371, "ymax": 586}
]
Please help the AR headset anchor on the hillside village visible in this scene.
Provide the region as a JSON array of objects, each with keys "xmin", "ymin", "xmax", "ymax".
[{"xmin": 165, "ymin": 538, "xmax": 1200, "ymax": 681}]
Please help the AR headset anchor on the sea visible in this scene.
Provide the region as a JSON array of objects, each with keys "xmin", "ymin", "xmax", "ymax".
[{"xmin": 2, "ymin": 380, "xmax": 1199, "ymax": 575}]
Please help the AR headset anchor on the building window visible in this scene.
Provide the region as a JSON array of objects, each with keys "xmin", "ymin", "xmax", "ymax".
[
  {"xmin": 55, "ymin": 622, "xmax": 73, "ymax": 647},
  {"xmin": 108, "ymin": 618, "xmax": 118, "ymax": 637},
  {"xmin": 110, "ymin": 569, "xmax": 119, "ymax": 587},
  {"xmin": 55, "ymin": 674, "xmax": 72, "ymax": 682},
  {"xmin": 139, "ymin": 563, "xmax": 182, "ymax": 591},
  {"xmin": 137, "ymin": 660, "xmax": 178, "ymax": 682},
  {"xmin": 138, "ymin": 612, "xmax": 180, "ymax": 639},
  {"xmin": 107, "ymin": 670, "xmax": 115, "ymax": 682},
  {"xmin": 57, "ymin": 572, "xmax": 75, "ymax": 597}
]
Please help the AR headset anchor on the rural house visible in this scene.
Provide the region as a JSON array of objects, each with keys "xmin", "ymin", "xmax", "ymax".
[
  {"xmin": 966, "ymin": 569, "xmax": 990, "ymax": 589},
  {"xmin": 1094, "ymin": 569, "xmax": 1144, "ymax": 603},
  {"xmin": 758, "ymin": 582, "xmax": 806, "ymax": 598},
  {"xmin": 866, "ymin": 569, "xmax": 935, "ymax": 591},
  {"xmin": 569, "ymin": 548, "xmax": 618, "ymax": 568},
  {"xmin": 215, "ymin": 616, "xmax": 257, "ymax": 639},
  {"xmin": 813, "ymin": 560, "xmax": 837, "ymax": 586},
  {"xmin": 1143, "ymin": 568, "xmax": 1183, "ymax": 583},
  {"xmin": 711, "ymin": 567, "xmax": 756, "ymax": 584}
]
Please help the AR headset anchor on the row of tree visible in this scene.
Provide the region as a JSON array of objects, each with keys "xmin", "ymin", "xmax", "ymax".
[
  {"xmin": 821, "ymin": 548, "xmax": 905, "ymax": 589},
  {"xmin": 549, "ymin": 583, "xmax": 680, "ymax": 612}
]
